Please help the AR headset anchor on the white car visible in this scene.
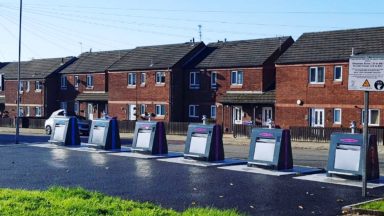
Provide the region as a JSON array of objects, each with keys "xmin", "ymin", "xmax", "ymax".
[{"xmin": 44, "ymin": 109, "xmax": 90, "ymax": 135}]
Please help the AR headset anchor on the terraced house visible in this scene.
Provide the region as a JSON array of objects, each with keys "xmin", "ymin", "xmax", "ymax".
[
  {"xmin": 0, "ymin": 62, "xmax": 8, "ymax": 113},
  {"xmin": 58, "ymin": 50, "xmax": 130, "ymax": 119},
  {"xmin": 276, "ymin": 27, "xmax": 384, "ymax": 128},
  {"xmin": 0, "ymin": 57, "xmax": 75, "ymax": 118},
  {"xmin": 185, "ymin": 37, "xmax": 294, "ymax": 132},
  {"xmin": 107, "ymin": 42, "xmax": 206, "ymax": 122}
]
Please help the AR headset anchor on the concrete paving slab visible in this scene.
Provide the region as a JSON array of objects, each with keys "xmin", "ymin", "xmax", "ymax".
[
  {"xmin": 218, "ymin": 165, "xmax": 324, "ymax": 176},
  {"xmin": 158, "ymin": 157, "xmax": 246, "ymax": 167},
  {"xmin": 294, "ymin": 173, "xmax": 384, "ymax": 188},
  {"xmin": 107, "ymin": 151, "xmax": 182, "ymax": 159}
]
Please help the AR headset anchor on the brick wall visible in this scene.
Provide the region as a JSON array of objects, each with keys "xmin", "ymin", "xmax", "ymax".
[{"xmin": 276, "ymin": 62, "xmax": 384, "ymax": 128}]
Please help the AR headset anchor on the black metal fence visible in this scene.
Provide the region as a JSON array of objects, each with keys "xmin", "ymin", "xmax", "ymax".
[
  {"xmin": 0, "ymin": 118, "xmax": 14, "ymax": 127},
  {"xmin": 118, "ymin": 120, "xmax": 189, "ymax": 135}
]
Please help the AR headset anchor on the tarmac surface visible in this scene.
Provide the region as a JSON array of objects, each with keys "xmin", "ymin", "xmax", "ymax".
[{"xmin": 1, "ymin": 129, "xmax": 384, "ymax": 215}]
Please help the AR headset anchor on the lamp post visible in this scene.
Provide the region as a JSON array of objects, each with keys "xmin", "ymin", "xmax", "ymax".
[{"xmin": 15, "ymin": 0, "xmax": 22, "ymax": 144}]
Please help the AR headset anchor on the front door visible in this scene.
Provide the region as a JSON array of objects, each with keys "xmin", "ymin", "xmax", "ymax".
[
  {"xmin": 87, "ymin": 103, "xmax": 94, "ymax": 120},
  {"xmin": 262, "ymin": 107, "xmax": 273, "ymax": 126},
  {"xmin": 233, "ymin": 106, "xmax": 243, "ymax": 124},
  {"xmin": 129, "ymin": 104, "xmax": 137, "ymax": 120},
  {"xmin": 311, "ymin": 108, "xmax": 325, "ymax": 127}
]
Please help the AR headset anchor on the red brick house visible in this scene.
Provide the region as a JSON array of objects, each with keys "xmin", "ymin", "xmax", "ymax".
[
  {"xmin": 0, "ymin": 57, "xmax": 75, "ymax": 118},
  {"xmin": 58, "ymin": 50, "xmax": 130, "ymax": 119},
  {"xmin": 275, "ymin": 27, "xmax": 384, "ymax": 128},
  {"xmin": 0, "ymin": 62, "xmax": 8, "ymax": 113},
  {"xmin": 185, "ymin": 37, "xmax": 294, "ymax": 132},
  {"xmin": 107, "ymin": 42, "xmax": 206, "ymax": 121}
]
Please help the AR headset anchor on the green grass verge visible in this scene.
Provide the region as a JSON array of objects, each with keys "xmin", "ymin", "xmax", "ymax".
[
  {"xmin": 0, "ymin": 187, "xmax": 242, "ymax": 216},
  {"xmin": 358, "ymin": 199, "xmax": 384, "ymax": 212}
]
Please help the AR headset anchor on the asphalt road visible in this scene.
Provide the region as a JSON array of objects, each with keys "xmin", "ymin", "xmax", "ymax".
[{"xmin": 1, "ymin": 133, "xmax": 384, "ymax": 215}]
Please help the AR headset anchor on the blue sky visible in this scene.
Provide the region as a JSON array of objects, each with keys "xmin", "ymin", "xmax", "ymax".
[{"xmin": 0, "ymin": 0, "xmax": 383, "ymax": 62}]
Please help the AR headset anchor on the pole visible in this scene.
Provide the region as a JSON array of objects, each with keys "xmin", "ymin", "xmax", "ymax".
[
  {"xmin": 362, "ymin": 91, "xmax": 369, "ymax": 197},
  {"xmin": 15, "ymin": 0, "xmax": 22, "ymax": 144}
]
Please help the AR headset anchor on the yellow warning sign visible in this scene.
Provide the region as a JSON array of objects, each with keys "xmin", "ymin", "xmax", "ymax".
[{"xmin": 362, "ymin": 79, "xmax": 371, "ymax": 87}]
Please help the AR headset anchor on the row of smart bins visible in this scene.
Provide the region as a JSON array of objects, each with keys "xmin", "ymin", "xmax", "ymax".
[{"xmin": 47, "ymin": 115, "xmax": 379, "ymax": 180}]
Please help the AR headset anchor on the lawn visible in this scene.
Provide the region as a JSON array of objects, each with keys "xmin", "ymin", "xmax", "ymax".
[
  {"xmin": 0, "ymin": 187, "xmax": 243, "ymax": 216},
  {"xmin": 358, "ymin": 199, "xmax": 384, "ymax": 212}
]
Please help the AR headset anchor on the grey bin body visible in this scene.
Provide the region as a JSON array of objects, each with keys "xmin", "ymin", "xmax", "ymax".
[
  {"xmin": 247, "ymin": 128, "xmax": 293, "ymax": 170},
  {"xmin": 131, "ymin": 121, "xmax": 167, "ymax": 155},
  {"xmin": 87, "ymin": 118, "xmax": 121, "ymax": 150},
  {"xmin": 49, "ymin": 117, "xmax": 81, "ymax": 146},
  {"xmin": 184, "ymin": 124, "xmax": 224, "ymax": 161},
  {"xmin": 327, "ymin": 133, "xmax": 379, "ymax": 180}
]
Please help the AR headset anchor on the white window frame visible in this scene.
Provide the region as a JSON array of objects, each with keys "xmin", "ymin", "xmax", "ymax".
[
  {"xmin": 140, "ymin": 73, "xmax": 146, "ymax": 85},
  {"xmin": 155, "ymin": 104, "xmax": 165, "ymax": 116},
  {"xmin": 334, "ymin": 66, "xmax": 342, "ymax": 81},
  {"xmin": 128, "ymin": 73, "xmax": 136, "ymax": 86},
  {"xmin": 140, "ymin": 104, "xmax": 146, "ymax": 114},
  {"xmin": 61, "ymin": 75, "xmax": 67, "ymax": 89},
  {"xmin": 156, "ymin": 72, "xmax": 165, "ymax": 84},
  {"xmin": 210, "ymin": 71, "xmax": 217, "ymax": 89},
  {"xmin": 74, "ymin": 75, "xmax": 79, "ymax": 88},
  {"xmin": 309, "ymin": 66, "xmax": 325, "ymax": 84},
  {"xmin": 19, "ymin": 81, "xmax": 24, "ymax": 92},
  {"xmin": 35, "ymin": 107, "xmax": 42, "ymax": 117},
  {"xmin": 189, "ymin": 71, "xmax": 200, "ymax": 89},
  {"xmin": 18, "ymin": 107, "xmax": 24, "ymax": 117},
  {"xmin": 86, "ymin": 74, "xmax": 93, "ymax": 88},
  {"xmin": 362, "ymin": 109, "xmax": 380, "ymax": 126},
  {"xmin": 333, "ymin": 108, "xmax": 342, "ymax": 124},
  {"xmin": 210, "ymin": 105, "xmax": 216, "ymax": 119},
  {"xmin": 35, "ymin": 81, "xmax": 42, "ymax": 92},
  {"xmin": 189, "ymin": 105, "xmax": 199, "ymax": 118},
  {"xmin": 26, "ymin": 106, "xmax": 30, "ymax": 117},
  {"xmin": 310, "ymin": 108, "xmax": 325, "ymax": 127},
  {"xmin": 231, "ymin": 70, "xmax": 243, "ymax": 85},
  {"xmin": 0, "ymin": 74, "xmax": 4, "ymax": 91},
  {"xmin": 25, "ymin": 81, "xmax": 30, "ymax": 92}
]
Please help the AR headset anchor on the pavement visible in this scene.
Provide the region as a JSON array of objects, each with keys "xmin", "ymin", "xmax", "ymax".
[{"xmin": 1, "ymin": 127, "xmax": 384, "ymax": 215}]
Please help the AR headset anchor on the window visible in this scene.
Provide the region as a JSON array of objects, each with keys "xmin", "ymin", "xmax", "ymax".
[
  {"xmin": 25, "ymin": 81, "xmax": 30, "ymax": 92},
  {"xmin": 231, "ymin": 71, "xmax": 243, "ymax": 85},
  {"xmin": 210, "ymin": 71, "xmax": 217, "ymax": 89},
  {"xmin": 61, "ymin": 75, "xmax": 67, "ymax": 89},
  {"xmin": 156, "ymin": 72, "xmax": 165, "ymax": 84},
  {"xmin": 155, "ymin": 104, "xmax": 165, "ymax": 116},
  {"xmin": 362, "ymin": 109, "xmax": 380, "ymax": 126},
  {"xmin": 211, "ymin": 105, "xmax": 216, "ymax": 119},
  {"xmin": 18, "ymin": 107, "xmax": 24, "ymax": 117},
  {"xmin": 334, "ymin": 66, "xmax": 342, "ymax": 81},
  {"xmin": 35, "ymin": 107, "xmax": 42, "ymax": 117},
  {"xmin": 309, "ymin": 67, "xmax": 325, "ymax": 84},
  {"xmin": 128, "ymin": 73, "xmax": 136, "ymax": 86},
  {"xmin": 26, "ymin": 106, "xmax": 30, "ymax": 117},
  {"xmin": 140, "ymin": 104, "xmax": 146, "ymax": 115},
  {"xmin": 74, "ymin": 101, "xmax": 79, "ymax": 115},
  {"xmin": 189, "ymin": 105, "xmax": 199, "ymax": 118},
  {"xmin": 189, "ymin": 71, "xmax": 200, "ymax": 89},
  {"xmin": 140, "ymin": 73, "xmax": 146, "ymax": 85},
  {"xmin": 0, "ymin": 74, "xmax": 4, "ymax": 91},
  {"xmin": 74, "ymin": 75, "xmax": 79, "ymax": 88},
  {"xmin": 333, "ymin": 108, "xmax": 341, "ymax": 124},
  {"xmin": 19, "ymin": 81, "xmax": 24, "ymax": 92},
  {"xmin": 86, "ymin": 74, "xmax": 93, "ymax": 88},
  {"xmin": 35, "ymin": 81, "xmax": 42, "ymax": 91}
]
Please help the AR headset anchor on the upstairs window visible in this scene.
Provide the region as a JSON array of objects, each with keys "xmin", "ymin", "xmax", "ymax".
[
  {"xmin": 25, "ymin": 81, "xmax": 30, "ymax": 92},
  {"xmin": 140, "ymin": 73, "xmax": 146, "ymax": 85},
  {"xmin": 61, "ymin": 75, "xmax": 67, "ymax": 89},
  {"xmin": 19, "ymin": 81, "xmax": 24, "ymax": 92},
  {"xmin": 86, "ymin": 74, "xmax": 93, "ymax": 88},
  {"xmin": 231, "ymin": 71, "xmax": 243, "ymax": 85},
  {"xmin": 188, "ymin": 105, "xmax": 199, "ymax": 118},
  {"xmin": 334, "ymin": 66, "xmax": 342, "ymax": 81},
  {"xmin": 156, "ymin": 72, "xmax": 165, "ymax": 84},
  {"xmin": 74, "ymin": 75, "xmax": 79, "ymax": 88},
  {"xmin": 0, "ymin": 74, "xmax": 4, "ymax": 91},
  {"xmin": 35, "ymin": 81, "xmax": 42, "ymax": 91},
  {"xmin": 189, "ymin": 71, "xmax": 200, "ymax": 89},
  {"xmin": 128, "ymin": 73, "xmax": 136, "ymax": 86},
  {"xmin": 309, "ymin": 66, "xmax": 325, "ymax": 84},
  {"xmin": 210, "ymin": 71, "xmax": 217, "ymax": 89}
]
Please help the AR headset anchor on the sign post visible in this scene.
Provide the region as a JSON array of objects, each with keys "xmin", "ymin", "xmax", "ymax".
[{"xmin": 349, "ymin": 55, "xmax": 384, "ymax": 197}]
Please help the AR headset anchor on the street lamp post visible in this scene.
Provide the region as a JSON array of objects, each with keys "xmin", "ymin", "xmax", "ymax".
[{"xmin": 15, "ymin": 0, "xmax": 22, "ymax": 144}]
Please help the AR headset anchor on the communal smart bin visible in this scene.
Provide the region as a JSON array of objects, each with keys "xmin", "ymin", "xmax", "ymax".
[
  {"xmin": 48, "ymin": 116, "xmax": 81, "ymax": 146},
  {"xmin": 87, "ymin": 117, "xmax": 121, "ymax": 150},
  {"xmin": 131, "ymin": 121, "xmax": 167, "ymax": 154},
  {"xmin": 184, "ymin": 123, "xmax": 224, "ymax": 161},
  {"xmin": 327, "ymin": 133, "xmax": 379, "ymax": 180},
  {"xmin": 247, "ymin": 128, "xmax": 293, "ymax": 170}
]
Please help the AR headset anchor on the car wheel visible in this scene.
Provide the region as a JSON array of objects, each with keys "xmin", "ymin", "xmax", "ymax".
[{"xmin": 45, "ymin": 125, "xmax": 52, "ymax": 135}]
